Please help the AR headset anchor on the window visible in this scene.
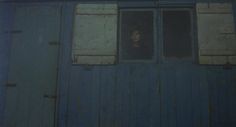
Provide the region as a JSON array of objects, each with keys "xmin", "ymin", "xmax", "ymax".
[
  {"xmin": 162, "ymin": 9, "xmax": 193, "ymax": 59},
  {"xmin": 119, "ymin": 9, "xmax": 156, "ymax": 62},
  {"xmin": 72, "ymin": 4, "xmax": 199, "ymax": 64}
]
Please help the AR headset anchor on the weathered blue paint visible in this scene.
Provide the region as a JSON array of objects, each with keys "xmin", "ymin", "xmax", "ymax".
[
  {"xmin": 0, "ymin": 1, "xmax": 236, "ymax": 127},
  {"xmin": 158, "ymin": 64, "xmax": 208, "ymax": 127},
  {"xmin": 56, "ymin": 3, "xmax": 74, "ymax": 127},
  {"xmin": 56, "ymin": 0, "xmax": 235, "ymax": 127},
  {"xmin": 58, "ymin": 1, "xmax": 236, "ymax": 127},
  {"xmin": 207, "ymin": 67, "xmax": 236, "ymax": 127},
  {"xmin": 3, "ymin": 4, "xmax": 61, "ymax": 127},
  {"xmin": 0, "ymin": 3, "xmax": 14, "ymax": 127}
]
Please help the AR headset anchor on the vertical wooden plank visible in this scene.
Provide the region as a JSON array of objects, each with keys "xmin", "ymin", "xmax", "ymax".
[
  {"xmin": 67, "ymin": 66, "xmax": 99, "ymax": 127},
  {"xmin": 115, "ymin": 64, "xmax": 161, "ymax": 127},
  {"xmin": 218, "ymin": 70, "xmax": 230, "ymax": 126},
  {"xmin": 207, "ymin": 67, "xmax": 228, "ymax": 127},
  {"xmin": 148, "ymin": 64, "xmax": 161, "ymax": 127},
  {"xmin": 160, "ymin": 64, "xmax": 177, "ymax": 127},
  {"xmin": 28, "ymin": 5, "xmax": 60, "ymax": 127},
  {"xmin": 199, "ymin": 67, "xmax": 209, "ymax": 127},
  {"xmin": 0, "ymin": 3, "xmax": 14, "ymax": 127},
  {"xmin": 175, "ymin": 64, "xmax": 193, "ymax": 127},
  {"xmin": 128, "ymin": 65, "xmax": 136, "ymax": 127},
  {"xmin": 67, "ymin": 67, "xmax": 82, "ymax": 127},
  {"xmin": 190, "ymin": 65, "xmax": 210, "ymax": 127},
  {"xmin": 206, "ymin": 67, "xmax": 217, "ymax": 127},
  {"xmin": 115, "ymin": 64, "xmax": 131, "ymax": 127},
  {"xmin": 57, "ymin": 3, "xmax": 74, "ymax": 127},
  {"xmin": 130, "ymin": 64, "xmax": 151, "ymax": 127},
  {"xmin": 191, "ymin": 66, "xmax": 203, "ymax": 127},
  {"xmin": 99, "ymin": 66, "xmax": 116, "ymax": 127},
  {"xmin": 228, "ymin": 68, "xmax": 236, "ymax": 126},
  {"xmin": 5, "ymin": 4, "xmax": 61, "ymax": 127},
  {"xmin": 224, "ymin": 69, "xmax": 234, "ymax": 127},
  {"xmin": 5, "ymin": 7, "xmax": 31, "ymax": 127}
]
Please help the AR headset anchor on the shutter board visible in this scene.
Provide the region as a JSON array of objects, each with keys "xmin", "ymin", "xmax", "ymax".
[
  {"xmin": 197, "ymin": 3, "xmax": 236, "ymax": 65},
  {"xmin": 72, "ymin": 4, "xmax": 117, "ymax": 65}
]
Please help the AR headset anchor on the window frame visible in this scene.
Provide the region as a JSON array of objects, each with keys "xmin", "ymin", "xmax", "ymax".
[
  {"xmin": 118, "ymin": 8, "xmax": 158, "ymax": 63},
  {"xmin": 160, "ymin": 8, "xmax": 197, "ymax": 64}
]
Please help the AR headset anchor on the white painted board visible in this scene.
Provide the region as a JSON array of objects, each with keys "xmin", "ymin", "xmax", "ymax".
[
  {"xmin": 197, "ymin": 3, "xmax": 236, "ymax": 64},
  {"xmin": 72, "ymin": 4, "xmax": 117, "ymax": 64}
]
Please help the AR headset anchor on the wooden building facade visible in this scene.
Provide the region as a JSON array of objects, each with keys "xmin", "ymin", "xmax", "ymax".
[{"xmin": 0, "ymin": 0, "xmax": 236, "ymax": 127}]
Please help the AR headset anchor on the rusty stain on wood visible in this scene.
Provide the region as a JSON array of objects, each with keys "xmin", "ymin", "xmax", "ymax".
[
  {"xmin": 4, "ymin": 30, "xmax": 22, "ymax": 34},
  {"xmin": 5, "ymin": 83, "xmax": 16, "ymax": 87}
]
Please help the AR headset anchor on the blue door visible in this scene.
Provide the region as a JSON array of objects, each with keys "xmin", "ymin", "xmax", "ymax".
[{"xmin": 5, "ymin": 4, "xmax": 61, "ymax": 127}]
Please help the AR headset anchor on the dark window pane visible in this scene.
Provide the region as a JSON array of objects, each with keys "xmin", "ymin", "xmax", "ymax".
[
  {"xmin": 163, "ymin": 10, "xmax": 192, "ymax": 58},
  {"xmin": 120, "ymin": 11, "xmax": 154, "ymax": 60}
]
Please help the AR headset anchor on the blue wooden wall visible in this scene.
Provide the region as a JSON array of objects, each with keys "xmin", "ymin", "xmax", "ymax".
[
  {"xmin": 57, "ymin": 1, "xmax": 236, "ymax": 127},
  {"xmin": 0, "ymin": 1, "xmax": 236, "ymax": 127},
  {"xmin": 0, "ymin": 3, "xmax": 14, "ymax": 127}
]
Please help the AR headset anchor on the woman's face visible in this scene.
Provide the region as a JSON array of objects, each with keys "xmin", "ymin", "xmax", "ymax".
[
  {"xmin": 131, "ymin": 30, "xmax": 141, "ymax": 48},
  {"xmin": 131, "ymin": 30, "xmax": 141, "ymax": 43}
]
